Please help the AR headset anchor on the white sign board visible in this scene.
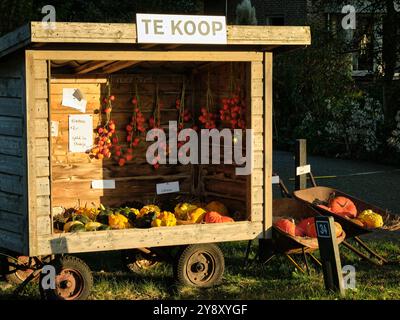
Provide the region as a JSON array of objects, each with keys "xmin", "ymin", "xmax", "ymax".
[
  {"xmin": 69, "ymin": 114, "xmax": 93, "ymax": 153},
  {"xmin": 272, "ymin": 176, "xmax": 280, "ymax": 185},
  {"xmin": 156, "ymin": 181, "xmax": 180, "ymax": 195},
  {"xmin": 91, "ymin": 180, "xmax": 116, "ymax": 190},
  {"xmin": 296, "ymin": 164, "xmax": 311, "ymax": 176},
  {"xmin": 62, "ymin": 88, "xmax": 87, "ymax": 113},
  {"xmin": 136, "ymin": 13, "xmax": 227, "ymax": 44}
]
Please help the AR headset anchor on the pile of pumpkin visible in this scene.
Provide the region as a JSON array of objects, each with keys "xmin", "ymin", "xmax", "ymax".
[
  {"xmin": 315, "ymin": 195, "xmax": 384, "ymax": 229},
  {"xmin": 273, "ymin": 217, "xmax": 343, "ymax": 238},
  {"xmin": 55, "ymin": 200, "xmax": 234, "ymax": 233}
]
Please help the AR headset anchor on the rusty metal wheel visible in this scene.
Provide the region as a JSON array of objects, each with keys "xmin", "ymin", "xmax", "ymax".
[
  {"xmin": 3, "ymin": 254, "xmax": 39, "ymax": 285},
  {"xmin": 174, "ymin": 244, "xmax": 224, "ymax": 288},
  {"xmin": 40, "ymin": 255, "xmax": 93, "ymax": 300}
]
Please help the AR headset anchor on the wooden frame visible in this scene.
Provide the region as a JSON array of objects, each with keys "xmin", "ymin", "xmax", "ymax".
[
  {"xmin": 0, "ymin": 22, "xmax": 311, "ymax": 257},
  {"xmin": 23, "ymin": 50, "xmax": 267, "ymax": 256}
]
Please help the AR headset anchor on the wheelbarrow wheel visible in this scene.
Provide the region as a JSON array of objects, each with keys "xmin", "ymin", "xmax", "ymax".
[
  {"xmin": 0, "ymin": 251, "xmax": 39, "ymax": 285},
  {"xmin": 40, "ymin": 255, "xmax": 93, "ymax": 300},
  {"xmin": 121, "ymin": 249, "xmax": 159, "ymax": 273},
  {"xmin": 174, "ymin": 244, "xmax": 225, "ymax": 288}
]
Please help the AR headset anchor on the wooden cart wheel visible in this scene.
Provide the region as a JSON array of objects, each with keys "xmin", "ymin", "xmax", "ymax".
[
  {"xmin": 40, "ymin": 255, "xmax": 93, "ymax": 301},
  {"xmin": 174, "ymin": 244, "xmax": 225, "ymax": 288},
  {"xmin": 2, "ymin": 254, "xmax": 39, "ymax": 285},
  {"xmin": 122, "ymin": 249, "xmax": 159, "ymax": 272}
]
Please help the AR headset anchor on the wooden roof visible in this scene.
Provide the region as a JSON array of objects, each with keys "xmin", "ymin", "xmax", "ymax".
[{"xmin": 0, "ymin": 22, "xmax": 311, "ymax": 58}]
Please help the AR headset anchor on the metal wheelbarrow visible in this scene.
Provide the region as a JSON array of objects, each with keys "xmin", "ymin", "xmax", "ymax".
[{"xmin": 293, "ymin": 186, "xmax": 400, "ymax": 266}]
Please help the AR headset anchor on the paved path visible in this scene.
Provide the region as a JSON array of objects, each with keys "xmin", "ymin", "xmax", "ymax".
[{"xmin": 273, "ymin": 150, "xmax": 400, "ymax": 214}]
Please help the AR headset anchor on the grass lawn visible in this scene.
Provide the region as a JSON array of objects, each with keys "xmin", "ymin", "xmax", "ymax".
[{"xmin": 1, "ymin": 232, "xmax": 400, "ymax": 300}]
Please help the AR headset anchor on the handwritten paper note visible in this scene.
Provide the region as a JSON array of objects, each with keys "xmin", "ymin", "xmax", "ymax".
[
  {"xmin": 69, "ymin": 115, "xmax": 93, "ymax": 153},
  {"xmin": 62, "ymin": 88, "xmax": 87, "ymax": 113}
]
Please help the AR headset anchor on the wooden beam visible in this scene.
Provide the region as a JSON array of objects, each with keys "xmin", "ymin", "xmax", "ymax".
[
  {"xmin": 31, "ymin": 50, "xmax": 264, "ymax": 62},
  {"xmin": 35, "ymin": 221, "xmax": 263, "ymax": 255},
  {"xmin": 102, "ymin": 61, "xmax": 141, "ymax": 73},
  {"xmin": 29, "ymin": 22, "xmax": 311, "ymax": 46},
  {"xmin": 263, "ymin": 52, "xmax": 273, "ymax": 239},
  {"xmin": 74, "ymin": 61, "xmax": 112, "ymax": 74}
]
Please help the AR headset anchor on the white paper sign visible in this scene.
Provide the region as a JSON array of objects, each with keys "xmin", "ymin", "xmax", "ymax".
[
  {"xmin": 69, "ymin": 114, "xmax": 93, "ymax": 153},
  {"xmin": 136, "ymin": 14, "xmax": 227, "ymax": 44},
  {"xmin": 51, "ymin": 121, "xmax": 59, "ymax": 137},
  {"xmin": 296, "ymin": 164, "xmax": 311, "ymax": 176},
  {"xmin": 272, "ymin": 176, "xmax": 280, "ymax": 185},
  {"xmin": 156, "ymin": 181, "xmax": 180, "ymax": 195},
  {"xmin": 62, "ymin": 88, "xmax": 87, "ymax": 113},
  {"xmin": 91, "ymin": 180, "xmax": 116, "ymax": 190}
]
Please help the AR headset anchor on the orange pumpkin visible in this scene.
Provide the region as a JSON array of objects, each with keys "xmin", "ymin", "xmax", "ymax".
[
  {"xmin": 274, "ymin": 219, "xmax": 296, "ymax": 236},
  {"xmin": 205, "ymin": 201, "xmax": 229, "ymax": 216},
  {"xmin": 297, "ymin": 217, "xmax": 315, "ymax": 236},
  {"xmin": 204, "ymin": 211, "xmax": 234, "ymax": 224},
  {"xmin": 306, "ymin": 222, "xmax": 318, "ymax": 238},
  {"xmin": 329, "ymin": 196, "xmax": 357, "ymax": 218}
]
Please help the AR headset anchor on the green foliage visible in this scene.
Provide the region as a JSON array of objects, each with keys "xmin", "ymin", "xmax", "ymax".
[
  {"xmin": 235, "ymin": 0, "xmax": 257, "ymax": 25},
  {"xmin": 0, "ymin": 0, "xmax": 202, "ymax": 36}
]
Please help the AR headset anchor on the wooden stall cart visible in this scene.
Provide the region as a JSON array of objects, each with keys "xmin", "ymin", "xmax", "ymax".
[{"xmin": 0, "ymin": 21, "xmax": 310, "ymax": 299}]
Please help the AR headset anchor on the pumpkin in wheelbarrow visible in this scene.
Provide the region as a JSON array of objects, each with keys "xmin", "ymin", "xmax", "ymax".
[
  {"xmin": 329, "ymin": 196, "xmax": 357, "ymax": 219},
  {"xmin": 274, "ymin": 219, "xmax": 296, "ymax": 236}
]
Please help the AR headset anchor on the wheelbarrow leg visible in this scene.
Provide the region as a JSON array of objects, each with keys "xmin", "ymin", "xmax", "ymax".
[
  {"xmin": 302, "ymin": 248, "xmax": 311, "ymax": 275},
  {"xmin": 308, "ymin": 252, "xmax": 322, "ymax": 267},
  {"xmin": 285, "ymin": 254, "xmax": 305, "ymax": 273},
  {"xmin": 354, "ymin": 236, "xmax": 388, "ymax": 264},
  {"xmin": 342, "ymin": 240, "xmax": 383, "ymax": 266}
]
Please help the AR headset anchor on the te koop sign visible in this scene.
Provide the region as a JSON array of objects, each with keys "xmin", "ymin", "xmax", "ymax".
[{"xmin": 136, "ymin": 14, "xmax": 227, "ymax": 44}]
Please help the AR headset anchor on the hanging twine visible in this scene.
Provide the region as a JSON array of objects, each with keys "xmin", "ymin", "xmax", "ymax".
[{"xmin": 206, "ymin": 69, "xmax": 214, "ymax": 113}]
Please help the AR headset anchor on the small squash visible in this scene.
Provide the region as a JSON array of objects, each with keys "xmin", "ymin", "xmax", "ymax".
[{"xmin": 204, "ymin": 211, "xmax": 234, "ymax": 224}]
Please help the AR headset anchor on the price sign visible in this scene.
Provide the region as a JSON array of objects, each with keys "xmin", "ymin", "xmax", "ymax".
[
  {"xmin": 316, "ymin": 220, "xmax": 331, "ymax": 238},
  {"xmin": 315, "ymin": 216, "xmax": 345, "ymax": 296}
]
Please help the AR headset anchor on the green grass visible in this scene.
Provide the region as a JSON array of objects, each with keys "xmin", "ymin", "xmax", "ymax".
[{"xmin": 1, "ymin": 234, "xmax": 400, "ymax": 300}]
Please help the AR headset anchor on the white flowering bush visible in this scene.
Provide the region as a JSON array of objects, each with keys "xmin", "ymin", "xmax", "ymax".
[
  {"xmin": 325, "ymin": 95, "xmax": 384, "ymax": 153},
  {"xmin": 388, "ymin": 111, "xmax": 400, "ymax": 152},
  {"xmin": 296, "ymin": 94, "xmax": 384, "ymax": 156}
]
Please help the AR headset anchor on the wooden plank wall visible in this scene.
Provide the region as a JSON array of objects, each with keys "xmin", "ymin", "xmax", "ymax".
[
  {"xmin": 196, "ymin": 63, "xmax": 253, "ymax": 221},
  {"xmin": 50, "ymin": 75, "xmax": 193, "ymax": 210},
  {"xmin": 0, "ymin": 52, "xmax": 28, "ymax": 253}
]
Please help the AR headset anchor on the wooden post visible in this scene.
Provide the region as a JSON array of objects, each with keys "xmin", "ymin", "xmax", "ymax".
[
  {"xmin": 263, "ymin": 52, "xmax": 273, "ymax": 238},
  {"xmin": 295, "ymin": 139, "xmax": 307, "ymax": 191},
  {"xmin": 315, "ymin": 216, "xmax": 345, "ymax": 297}
]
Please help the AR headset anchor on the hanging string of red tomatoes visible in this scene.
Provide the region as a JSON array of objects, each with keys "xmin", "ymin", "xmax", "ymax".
[
  {"xmin": 199, "ymin": 70, "xmax": 217, "ymax": 129},
  {"xmin": 90, "ymin": 83, "xmax": 116, "ymax": 160},
  {"xmin": 219, "ymin": 63, "xmax": 247, "ymax": 130}
]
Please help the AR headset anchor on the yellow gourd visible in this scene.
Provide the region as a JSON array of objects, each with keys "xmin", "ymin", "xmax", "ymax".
[
  {"xmin": 358, "ymin": 210, "xmax": 383, "ymax": 228},
  {"xmin": 174, "ymin": 203, "xmax": 198, "ymax": 220},
  {"xmin": 108, "ymin": 213, "xmax": 130, "ymax": 229},
  {"xmin": 139, "ymin": 205, "xmax": 160, "ymax": 217},
  {"xmin": 189, "ymin": 208, "xmax": 206, "ymax": 223},
  {"xmin": 152, "ymin": 211, "xmax": 177, "ymax": 227}
]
